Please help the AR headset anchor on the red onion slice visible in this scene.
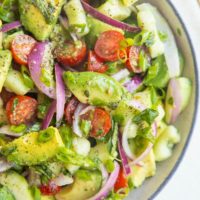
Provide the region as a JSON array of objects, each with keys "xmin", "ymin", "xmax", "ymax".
[
  {"xmin": 124, "ymin": 76, "xmax": 143, "ymax": 93},
  {"xmin": 112, "ymin": 69, "xmax": 130, "ymax": 82},
  {"xmin": 55, "ymin": 64, "xmax": 66, "ymax": 126},
  {"xmin": 81, "ymin": 0, "xmax": 140, "ymax": 33},
  {"xmin": 41, "ymin": 100, "xmax": 56, "ymax": 130},
  {"xmin": 99, "ymin": 164, "xmax": 109, "ymax": 186},
  {"xmin": 28, "ymin": 42, "xmax": 56, "ymax": 99},
  {"xmin": 0, "ymin": 125, "xmax": 23, "ymax": 137},
  {"xmin": 118, "ymin": 133, "xmax": 131, "ymax": 176},
  {"xmin": 72, "ymin": 103, "xmax": 86, "ymax": 137},
  {"xmin": 1, "ymin": 21, "xmax": 22, "ymax": 33},
  {"xmin": 88, "ymin": 162, "xmax": 120, "ymax": 200}
]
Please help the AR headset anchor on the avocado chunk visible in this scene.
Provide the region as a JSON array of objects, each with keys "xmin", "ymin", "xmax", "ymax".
[
  {"xmin": 0, "ymin": 50, "xmax": 12, "ymax": 92},
  {"xmin": 0, "ymin": 185, "xmax": 15, "ymax": 200},
  {"xmin": 2, "ymin": 127, "xmax": 64, "ymax": 165},
  {"xmin": 63, "ymin": 71, "xmax": 129, "ymax": 108},
  {"xmin": 41, "ymin": 195, "xmax": 55, "ymax": 200},
  {"xmin": 0, "ymin": 171, "xmax": 34, "ymax": 200},
  {"xmin": 55, "ymin": 170, "xmax": 102, "ymax": 200},
  {"xmin": 130, "ymin": 150, "xmax": 156, "ymax": 187},
  {"xmin": 19, "ymin": 0, "xmax": 65, "ymax": 41}
]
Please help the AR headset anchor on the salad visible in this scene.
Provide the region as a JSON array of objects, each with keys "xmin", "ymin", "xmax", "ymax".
[{"xmin": 0, "ymin": 0, "xmax": 192, "ymax": 200}]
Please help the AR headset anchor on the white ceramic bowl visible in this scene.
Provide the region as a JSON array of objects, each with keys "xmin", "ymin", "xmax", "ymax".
[{"xmin": 127, "ymin": 0, "xmax": 198, "ymax": 199}]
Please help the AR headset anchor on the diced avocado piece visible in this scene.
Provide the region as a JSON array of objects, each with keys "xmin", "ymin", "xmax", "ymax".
[
  {"xmin": 18, "ymin": 0, "xmax": 65, "ymax": 41},
  {"xmin": 89, "ymin": 143, "xmax": 111, "ymax": 164},
  {"xmin": 122, "ymin": 0, "xmax": 138, "ymax": 6},
  {"xmin": 41, "ymin": 195, "xmax": 55, "ymax": 200},
  {"xmin": 63, "ymin": 71, "xmax": 129, "ymax": 108},
  {"xmin": 3, "ymin": 31, "xmax": 24, "ymax": 49},
  {"xmin": 156, "ymin": 120, "xmax": 167, "ymax": 138},
  {"xmin": 165, "ymin": 77, "xmax": 192, "ymax": 123},
  {"xmin": 130, "ymin": 150, "xmax": 156, "ymax": 187},
  {"xmin": 0, "ymin": 50, "xmax": 12, "ymax": 92},
  {"xmin": 64, "ymin": 0, "xmax": 89, "ymax": 37},
  {"xmin": 144, "ymin": 56, "xmax": 170, "ymax": 88},
  {"xmin": 0, "ymin": 185, "xmax": 15, "ymax": 200},
  {"xmin": 4, "ymin": 69, "xmax": 31, "ymax": 95},
  {"xmin": 55, "ymin": 170, "xmax": 102, "ymax": 200},
  {"xmin": 153, "ymin": 125, "xmax": 180, "ymax": 162},
  {"xmin": 86, "ymin": 16, "xmax": 124, "ymax": 48},
  {"xmin": 2, "ymin": 127, "xmax": 64, "ymax": 165},
  {"xmin": 137, "ymin": 9, "xmax": 164, "ymax": 58},
  {"xmin": 97, "ymin": 0, "xmax": 131, "ymax": 21},
  {"xmin": 0, "ymin": 171, "xmax": 34, "ymax": 200}
]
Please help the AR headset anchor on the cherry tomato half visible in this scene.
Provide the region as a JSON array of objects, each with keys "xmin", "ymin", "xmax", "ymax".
[
  {"xmin": 90, "ymin": 108, "xmax": 112, "ymax": 139},
  {"xmin": 125, "ymin": 46, "xmax": 142, "ymax": 73},
  {"xmin": 64, "ymin": 97, "xmax": 79, "ymax": 125},
  {"xmin": 6, "ymin": 95, "xmax": 38, "ymax": 125},
  {"xmin": 114, "ymin": 167, "xmax": 128, "ymax": 192},
  {"xmin": 40, "ymin": 182, "xmax": 61, "ymax": 196},
  {"xmin": 11, "ymin": 34, "xmax": 36, "ymax": 65},
  {"xmin": 94, "ymin": 30, "xmax": 125, "ymax": 62},
  {"xmin": 54, "ymin": 40, "xmax": 87, "ymax": 67},
  {"xmin": 87, "ymin": 51, "xmax": 108, "ymax": 73}
]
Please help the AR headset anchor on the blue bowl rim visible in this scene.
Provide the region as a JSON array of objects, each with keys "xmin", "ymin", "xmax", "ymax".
[{"xmin": 149, "ymin": 0, "xmax": 199, "ymax": 199}]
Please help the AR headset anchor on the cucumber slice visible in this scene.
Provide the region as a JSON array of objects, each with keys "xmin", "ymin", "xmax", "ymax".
[
  {"xmin": 0, "ymin": 50, "xmax": 12, "ymax": 92},
  {"xmin": 153, "ymin": 125, "xmax": 180, "ymax": 162},
  {"xmin": 64, "ymin": 0, "xmax": 89, "ymax": 37},
  {"xmin": 4, "ymin": 69, "xmax": 31, "ymax": 95},
  {"xmin": 137, "ymin": 3, "xmax": 181, "ymax": 78}
]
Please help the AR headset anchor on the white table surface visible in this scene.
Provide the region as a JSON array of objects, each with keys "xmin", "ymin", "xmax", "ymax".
[{"xmin": 156, "ymin": 0, "xmax": 200, "ymax": 200}]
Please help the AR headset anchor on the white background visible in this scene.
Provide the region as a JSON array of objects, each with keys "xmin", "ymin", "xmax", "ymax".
[{"xmin": 156, "ymin": 0, "xmax": 200, "ymax": 200}]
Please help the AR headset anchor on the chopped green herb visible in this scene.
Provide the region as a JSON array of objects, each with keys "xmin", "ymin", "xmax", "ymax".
[
  {"xmin": 158, "ymin": 31, "xmax": 168, "ymax": 42},
  {"xmin": 168, "ymin": 97, "xmax": 174, "ymax": 105},
  {"xmin": 30, "ymin": 186, "xmax": 41, "ymax": 200},
  {"xmin": 21, "ymin": 65, "xmax": 34, "ymax": 89},
  {"xmin": 80, "ymin": 120, "xmax": 91, "ymax": 136},
  {"xmin": 138, "ymin": 50, "xmax": 150, "ymax": 72},
  {"xmin": 10, "ymin": 124, "xmax": 27, "ymax": 133},
  {"xmin": 132, "ymin": 109, "xmax": 158, "ymax": 125},
  {"xmin": 59, "ymin": 125, "xmax": 73, "ymax": 148},
  {"xmin": 105, "ymin": 159, "xmax": 115, "ymax": 173},
  {"xmin": 133, "ymin": 31, "xmax": 155, "ymax": 47},
  {"xmin": 75, "ymin": 170, "xmax": 92, "ymax": 181},
  {"xmin": 84, "ymin": 90, "xmax": 90, "ymax": 97},
  {"xmin": 37, "ymin": 128, "xmax": 54, "ymax": 143},
  {"xmin": 12, "ymin": 98, "xmax": 19, "ymax": 112}
]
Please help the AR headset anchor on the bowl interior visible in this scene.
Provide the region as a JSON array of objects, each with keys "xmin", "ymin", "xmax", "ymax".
[{"xmin": 126, "ymin": 1, "xmax": 197, "ymax": 200}]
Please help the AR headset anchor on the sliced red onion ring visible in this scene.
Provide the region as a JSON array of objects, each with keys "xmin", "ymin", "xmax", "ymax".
[
  {"xmin": 41, "ymin": 100, "xmax": 56, "ymax": 130},
  {"xmin": 73, "ymin": 103, "xmax": 86, "ymax": 137},
  {"xmin": 81, "ymin": 1, "xmax": 140, "ymax": 33},
  {"xmin": 99, "ymin": 164, "xmax": 109, "ymax": 186},
  {"xmin": 79, "ymin": 105, "xmax": 95, "ymax": 116},
  {"xmin": 28, "ymin": 42, "xmax": 56, "ymax": 99},
  {"xmin": 0, "ymin": 125, "xmax": 23, "ymax": 137},
  {"xmin": 112, "ymin": 69, "xmax": 130, "ymax": 82},
  {"xmin": 1, "ymin": 21, "xmax": 22, "ymax": 33},
  {"xmin": 0, "ymin": 159, "xmax": 14, "ymax": 172},
  {"xmin": 124, "ymin": 76, "xmax": 143, "ymax": 93},
  {"xmin": 55, "ymin": 64, "xmax": 66, "ymax": 126},
  {"xmin": 52, "ymin": 173, "xmax": 74, "ymax": 186},
  {"xmin": 88, "ymin": 162, "xmax": 120, "ymax": 200},
  {"xmin": 118, "ymin": 133, "xmax": 131, "ymax": 176}
]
